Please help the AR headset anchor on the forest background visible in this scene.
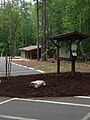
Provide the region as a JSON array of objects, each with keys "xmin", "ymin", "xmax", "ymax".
[{"xmin": 0, "ymin": 0, "xmax": 90, "ymax": 60}]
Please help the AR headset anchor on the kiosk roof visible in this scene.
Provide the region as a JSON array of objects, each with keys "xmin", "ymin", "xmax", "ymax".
[{"xmin": 48, "ymin": 32, "xmax": 89, "ymax": 42}]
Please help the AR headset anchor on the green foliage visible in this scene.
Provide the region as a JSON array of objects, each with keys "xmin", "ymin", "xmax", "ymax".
[
  {"xmin": 0, "ymin": 0, "xmax": 90, "ymax": 59},
  {"xmin": 0, "ymin": 0, "xmax": 37, "ymax": 56},
  {"xmin": 46, "ymin": 0, "xmax": 90, "ymax": 59}
]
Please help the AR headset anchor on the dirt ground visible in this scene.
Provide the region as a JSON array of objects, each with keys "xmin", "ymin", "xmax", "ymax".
[
  {"xmin": 0, "ymin": 59, "xmax": 90, "ymax": 98},
  {"xmin": 0, "ymin": 72, "xmax": 90, "ymax": 98}
]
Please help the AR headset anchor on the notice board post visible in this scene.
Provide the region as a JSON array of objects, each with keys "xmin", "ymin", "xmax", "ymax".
[{"xmin": 48, "ymin": 32, "xmax": 89, "ymax": 74}]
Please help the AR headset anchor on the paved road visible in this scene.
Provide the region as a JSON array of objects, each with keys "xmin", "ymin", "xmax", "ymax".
[
  {"xmin": 0, "ymin": 96, "xmax": 90, "ymax": 120},
  {"xmin": 0, "ymin": 58, "xmax": 44, "ymax": 77}
]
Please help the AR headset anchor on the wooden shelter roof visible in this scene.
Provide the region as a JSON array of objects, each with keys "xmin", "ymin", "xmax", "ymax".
[
  {"xmin": 19, "ymin": 45, "xmax": 41, "ymax": 51},
  {"xmin": 48, "ymin": 32, "xmax": 89, "ymax": 42}
]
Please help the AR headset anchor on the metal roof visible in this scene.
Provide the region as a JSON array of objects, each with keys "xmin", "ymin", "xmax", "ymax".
[
  {"xmin": 48, "ymin": 32, "xmax": 89, "ymax": 42},
  {"xmin": 19, "ymin": 45, "xmax": 41, "ymax": 51}
]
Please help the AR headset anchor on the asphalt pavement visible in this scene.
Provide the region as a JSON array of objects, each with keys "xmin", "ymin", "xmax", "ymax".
[
  {"xmin": 0, "ymin": 96, "xmax": 90, "ymax": 120},
  {"xmin": 0, "ymin": 58, "xmax": 44, "ymax": 77}
]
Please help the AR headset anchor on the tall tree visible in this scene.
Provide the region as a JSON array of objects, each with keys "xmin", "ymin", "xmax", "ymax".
[
  {"xmin": 41, "ymin": 0, "xmax": 47, "ymax": 61},
  {"xmin": 36, "ymin": 0, "xmax": 40, "ymax": 61}
]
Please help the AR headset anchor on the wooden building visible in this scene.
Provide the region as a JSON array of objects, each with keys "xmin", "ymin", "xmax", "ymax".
[{"xmin": 20, "ymin": 45, "xmax": 41, "ymax": 59}]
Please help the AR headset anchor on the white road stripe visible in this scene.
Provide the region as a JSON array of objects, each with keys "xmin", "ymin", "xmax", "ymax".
[
  {"xmin": 81, "ymin": 112, "xmax": 90, "ymax": 120},
  {"xmin": 75, "ymin": 96, "xmax": 90, "ymax": 99},
  {"xmin": 0, "ymin": 114, "xmax": 39, "ymax": 120},
  {"xmin": 11, "ymin": 62, "xmax": 19, "ymax": 66},
  {"xmin": 12, "ymin": 62, "xmax": 34, "ymax": 70},
  {"xmin": 14, "ymin": 98, "xmax": 90, "ymax": 108},
  {"xmin": 11, "ymin": 62, "xmax": 45, "ymax": 73},
  {"xmin": 35, "ymin": 70, "xmax": 45, "ymax": 73},
  {"xmin": 28, "ymin": 67, "xmax": 35, "ymax": 70},
  {"xmin": 0, "ymin": 98, "xmax": 15, "ymax": 105}
]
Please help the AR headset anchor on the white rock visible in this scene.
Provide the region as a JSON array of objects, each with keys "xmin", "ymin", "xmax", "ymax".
[
  {"xmin": 30, "ymin": 80, "xmax": 46, "ymax": 88},
  {"xmin": 0, "ymin": 80, "xmax": 1, "ymax": 83}
]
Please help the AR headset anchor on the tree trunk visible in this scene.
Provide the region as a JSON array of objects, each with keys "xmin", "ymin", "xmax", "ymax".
[
  {"xmin": 36, "ymin": 0, "xmax": 40, "ymax": 61},
  {"xmin": 41, "ymin": 0, "xmax": 47, "ymax": 61}
]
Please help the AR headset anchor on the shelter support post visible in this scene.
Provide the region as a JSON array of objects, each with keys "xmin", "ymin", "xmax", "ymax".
[
  {"xmin": 71, "ymin": 56, "xmax": 76, "ymax": 76},
  {"xmin": 57, "ymin": 58, "xmax": 60, "ymax": 74},
  {"xmin": 57, "ymin": 41, "xmax": 60, "ymax": 74}
]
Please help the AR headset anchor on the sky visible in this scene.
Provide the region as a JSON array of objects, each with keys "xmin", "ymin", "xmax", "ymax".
[
  {"xmin": 25, "ymin": 0, "xmax": 32, "ymax": 2},
  {"xmin": 20, "ymin": 0, "xmax": 35, "ymax": 5},
  {"xmin": 0, "ymin": 0, "xmax": 35, "ymax": 5},
  {"xmin": 25, "ymin": 0, "xmax": 35, "ymax": 3},
  {"xmin": 0, "ymin": 0, "xmax": 34, "ymax": 3}
]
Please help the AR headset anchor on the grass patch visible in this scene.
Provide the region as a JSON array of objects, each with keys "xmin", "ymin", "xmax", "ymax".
[
  {"xmin": 35, "ymin": 61, "xmax": 90, "ymax": 73},
  {"xmin": 35, "ymin": 63, "xmax": 57, "ymax": 73},
  {"xmin": 35, "ymin": 61, "xmax": 71, "ymax": 73}
]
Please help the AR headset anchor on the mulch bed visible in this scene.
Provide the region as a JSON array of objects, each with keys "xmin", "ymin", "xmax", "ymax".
[{"xmin": 0, "ymin": 72, "xmax": 90, "ymax": 98}]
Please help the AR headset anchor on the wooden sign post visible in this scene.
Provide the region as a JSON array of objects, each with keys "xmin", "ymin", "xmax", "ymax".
[{"xmin": 48, "ymin": 32, "xmax": 88, "ymax": 74}]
